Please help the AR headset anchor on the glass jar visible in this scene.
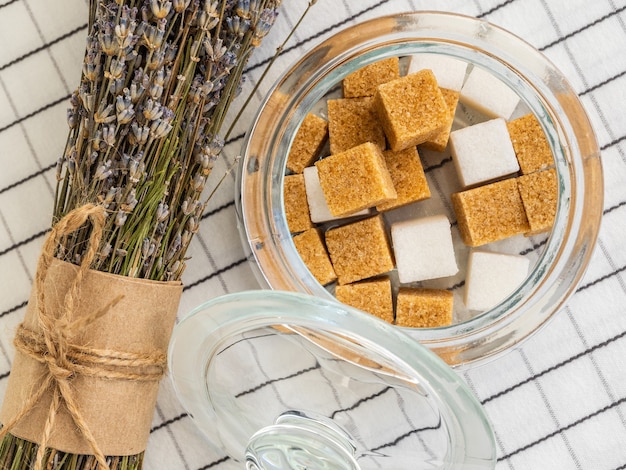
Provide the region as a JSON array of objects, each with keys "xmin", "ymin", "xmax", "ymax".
[{"xmin": 236, "ymin": 11, "xmax": 603, "ymax": 366}]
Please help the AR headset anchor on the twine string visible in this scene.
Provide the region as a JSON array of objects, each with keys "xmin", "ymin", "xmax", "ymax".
[{"xmin": 0, "ymin": 204, "xmax": 168, "ymax": 470}]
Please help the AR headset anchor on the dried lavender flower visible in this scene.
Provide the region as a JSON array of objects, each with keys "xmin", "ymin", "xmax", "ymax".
[{"xmin": 52, "ymin": 0, "xmax": 305, "ymax": 288}]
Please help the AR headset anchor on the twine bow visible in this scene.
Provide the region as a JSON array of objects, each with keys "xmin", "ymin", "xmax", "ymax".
[{"xmin": 0, "ymin": 204, "xmax": 168, "ymax": 470}]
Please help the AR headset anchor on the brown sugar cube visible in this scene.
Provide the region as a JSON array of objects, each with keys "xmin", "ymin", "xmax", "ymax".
[
  {"xmin": 452, "ymin": 178, "xmax": 530, "ymax": 246},
  {"xmin": 507, "ymin": 113, "xmax": 554, "ymax": 174},
  {"xmin": 374, "ymin": 69, "xmax": 449, "ymax": 151},
  {"xmin": 286, "ymin": 113, "xmax": 328, "ymax": 174},
  {"xmin": 284, "ymin": 174, "xmax": 312, "ymax": 233},
  {"xmin": 327, "ymin": 97, "xmax": 386, "ymax": 154},
  {"xmin": 325, "ymin": 215, "xmax": 394, "ymax": 285},
  {"xmin": 376, "ymin": 146, "xmax": 430, "ymax": 211},
  {"xmin": 315, "ymin": 142, "xmax": 397, "ymax": 217},
  {"xmin": 335, "ymin": 276, "xmax": 394, "ymax": 323},
  {"xmin": 293, "ymin": 228, "xmax": 337, "ymax": 286},
  {"xmin": 517, "ymin": 168, "xmax": 558, "ymax": 235},
  {"xmin": 422, "ymin": 88, "xmax": 460, "ymax": 152},
  {"xmin": 342, "ymin": 57, "xmax": 400, "ymax": 98},
  {"xmin": 395, "ymin": 288, "xmax": 453, "ymax": 328}
]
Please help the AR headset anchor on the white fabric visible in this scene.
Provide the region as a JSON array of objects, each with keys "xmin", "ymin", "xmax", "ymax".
[{"xmin": 1, "ymin": 0, "xmax": 625, "ymax": 468}]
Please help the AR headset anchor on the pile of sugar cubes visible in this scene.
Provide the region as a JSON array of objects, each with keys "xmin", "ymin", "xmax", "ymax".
[{"xmin": 283, "ymin": 53, "xmax": 558, "ymax": 328}]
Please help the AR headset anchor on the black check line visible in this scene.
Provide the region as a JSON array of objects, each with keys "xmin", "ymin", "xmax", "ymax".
[
  {"xmin": 519, "ymin": 238, "xmax": 548, "ymax": 256},
  {"xmin": 0, "ymin": 93, "xmax": 71, "ymax": 134},
  {"xmin": 581, "ymin": 69, "xmax": 626, "ymax": 97},
  {"xmin": 182, "ymin": 257, "xmax": 247, "ymax": 291},
  {"xmin": 150, "ymin": 411, "xmax": 204, "ymax": 470},
  {"xmin": 330, "ymin": 386, "xmax": 392, "ymax": 419},
  {"xmin": 539, "ymin": 5, "xmax": 626, "ymax": 51},
  {"xmin": 605, "ymin": 200, "xmax": 626, "ymax": 216},
  {"xmin": 196, "ymin": 456, "xmax": 231, "ymax": 470},
  {"xmin": 0, "ymin": 0, "xmax": 19, "ymax": 10},
  {"xmin": 224, "ymin": 131, "xmax": 245, "ymax": 147},
  {"xmin": 478, "ymin": 0, "xmax": 517, "ymax": 18},
  {"xmin": 216, "ymin": 331, "xmax": 280, "ymax": 357},
  {"xmin": 0, "ymin": 300, "xmax": 27, "ymax": 320},
  {"xmin": 449, "ymin": 279, "xmax": 466, "ymax": 291},
  {"xmin": 0, "ymin": 162, "xmax": 55, "ymax": 196},
  {"xmin": 602, "ymin": 134, "xmax": 626, "ymax": 152},
  {"xmin": 150, "ymin": 413, "xmax": 188, "ymax": 433},
  {"xmin": 576, "ymin": 262, "xmax": 626, "ymax": 293},
  {"xmin": 234, "ymin": 363, "xmax": 320, "ymax": 398},
  {"xmin": 0, "ymin": 371, "xmax": 9, "ymax": 381},
  {"xmin": 423, "ymin": 156, "xmax": 453, "ymax": 173},
  {"xmin": 371, "ymin": 420, "xmax": 443, "ymax": 452},
  {"xmin": 499, "ymin": 395, "xmax": 626, "ymax": 461},
  {"xmin": 0, "ymin": 23, "xmax": 88, "ymax": 72},
  {"xmin": 200, "ymin": 200, "xmax": 235, "ymax": 221},
  {"xmin": 0, "ymin": 228, "xmax": 49, "ymax": 257},
  {"xmin": 482, "ymin": 329, "xmax": 626, "ymax": 405}
]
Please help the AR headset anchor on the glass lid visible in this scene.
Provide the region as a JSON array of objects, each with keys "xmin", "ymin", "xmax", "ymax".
[{"xmin": 168, "ymin": 290, "xmax": 496, "ymax": 469}]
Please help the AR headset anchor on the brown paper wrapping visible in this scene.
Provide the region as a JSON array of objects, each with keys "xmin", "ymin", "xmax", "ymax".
[{"xmin": 0, "ymin": 258, "xmax": 183, "ymax": 456}]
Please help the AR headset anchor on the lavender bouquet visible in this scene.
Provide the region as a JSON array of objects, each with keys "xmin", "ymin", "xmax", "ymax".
[{"xmin": 0, "ymin": 1, "xmax": 314, "ymax": 468}]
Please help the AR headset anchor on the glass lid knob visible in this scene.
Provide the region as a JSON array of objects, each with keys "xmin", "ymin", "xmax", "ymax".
[{"xmin": 245, "ymin": 410, "xmax": 359, "ymax": 470}]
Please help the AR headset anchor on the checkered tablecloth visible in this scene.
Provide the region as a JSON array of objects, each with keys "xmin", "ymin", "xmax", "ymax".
[{"xmin": 1, "ymin": 0, "xmax": 625, "ymax": 468}]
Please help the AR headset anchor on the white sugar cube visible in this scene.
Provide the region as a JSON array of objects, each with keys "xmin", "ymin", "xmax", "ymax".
[
  {"xmin": 302, "ymin": 166, "xmax": 369, "ymax": 223},
  {"xmin": 407, "ymin": 54, "xmax": 468, "ymax": 91},
  {"xmin": 464, "ymin": 250, "xmax": 530, "ymax": 311},
  {"xmin": 391, "ymin": 214, "xmax": 458, "ymax": 283},
  {"xmin": 449, "ymin": 118, "xmax": 520, "ymax": 187},
  {"xmin": 460, "ymin": 66, "xmax": 520, "ymax": 119}
]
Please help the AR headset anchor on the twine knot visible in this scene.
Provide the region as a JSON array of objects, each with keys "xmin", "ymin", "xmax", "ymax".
[
  {"xmin": 44, "ymin": 324, "xmax": 75, "ymax": 381},
  {"xmin": 46, "ymin": 358, "xmax": 75, "ymax": 382},
  {"xmin": 0, "ymin": 204, "xmax": 166, "ymax": 470}
]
